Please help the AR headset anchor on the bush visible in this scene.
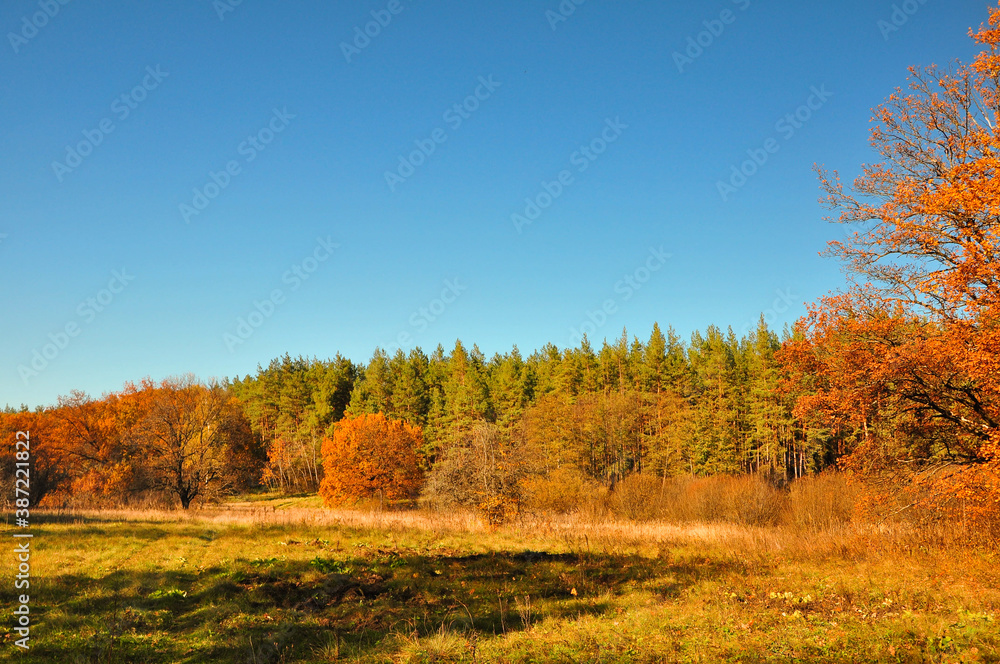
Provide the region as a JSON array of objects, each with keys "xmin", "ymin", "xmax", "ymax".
[
  {"xmin": 523, "ymin": 467, "xmax": 603, "ymax": 515},
  {"xmin": 730, "ymin": 476, "xmax": 788, "ymax": 526},
  {"xmin": 788, "ymin": 472, "xmax": 857, "ymax": 530},
  {"xmin": 421, "ymin": 423, "xmax": 529, "ymax": 526},
  {"xmin": 609, "ymin": 474, "xmax": 664, "ymax": 521},
  {"xmin": 852, "ymin": 463, "xmax": 1000, "ymax": 545},
  {"xmin": 606, "ymin": 474, "xmax": 789, "ymax": 526},
  {"xmin": 319, "ymin": 413, "xmax": 423, "ymax": 507}
]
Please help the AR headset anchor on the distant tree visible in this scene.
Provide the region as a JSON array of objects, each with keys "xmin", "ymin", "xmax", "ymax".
[
  {"xmin": 422, "ymin": 422, "xmax": 534, "ymax": 525},
  {"xmin": 392, "ymin": 349, "xmax": 431, "ymax": 426},
  {"xmin": 347, "ymin": 349, "xmax": 394, "ymax": 417},
  {"xmin": 521, "ymin": 393, "xmax": 589, "ymax": 480},
  {"xmin": 126, "ymin": 376, "xmax": 260, "ymax": 508},
  {"xmin": 442, "ymin": 340, "xmax": 492, "ymax": 438},
  {"xmin": 319, "ymin": 413, "xmax": 423, "ymax": 506},
  {"xmin": 688, "ymin": 326, "xmax": 740, "ymax": 475},
  {"xmin": 488, "ymin": 346, "xmax": 533, "ymax": 431}
]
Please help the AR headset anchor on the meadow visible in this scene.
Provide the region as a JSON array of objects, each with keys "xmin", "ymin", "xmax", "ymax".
[{"xmin": 3, "ymin": 494, "xmax": 998, "ymax": 664}]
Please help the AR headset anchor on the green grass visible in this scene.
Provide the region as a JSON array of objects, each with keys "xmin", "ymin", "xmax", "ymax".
[{"xmin": 3, "ymin": 506, "xmax": 998, "ymax": 663}]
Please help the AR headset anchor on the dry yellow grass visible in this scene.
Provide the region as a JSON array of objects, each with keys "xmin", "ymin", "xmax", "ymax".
[
  {"xmin": 37, "ymin": 497, "xmax": 986, "ymax": 561},
  {"xmin": 15, "ymin": 493, "xmax": 997, "ymax": 663}
]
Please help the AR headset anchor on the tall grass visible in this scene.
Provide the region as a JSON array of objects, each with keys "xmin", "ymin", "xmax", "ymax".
[
  {"xmin": 581, "ymin": 472, "xmax": 829, "ymax": 527},
  {"xmin": 33, "ymin": 468, "xmax": 996, "ymax": 555},
  {"xmin": 521, "ymin": 470, "xmax": 996, "ymax": 551}
]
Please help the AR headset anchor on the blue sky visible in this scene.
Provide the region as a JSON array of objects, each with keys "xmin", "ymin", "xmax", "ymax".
[{"xmin": 0, "ymin": 0, "xmax": 991, "ymax": 408}]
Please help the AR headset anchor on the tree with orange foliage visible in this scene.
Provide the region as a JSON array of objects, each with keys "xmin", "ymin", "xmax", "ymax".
[
  {"xmin": 48, "ymin": 390, "xmax": 139, "ymax": 501},
  {"xmin": 0, "ymin": 409, "xmax": 70, "ymax": 507},
  {"xmin": 124, "ymin": 376, "xmax": 261, "ymax": 508},
  {"xmin": 319, "ymin": 413, "xmax": 423, "ymax": 506},
  {"xmin": 783, "ymin": 5, "xmax": 1000, "ymax": 536}
]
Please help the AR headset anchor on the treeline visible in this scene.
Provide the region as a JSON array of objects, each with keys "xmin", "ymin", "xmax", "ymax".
[
  {"xmin": 1, "ymin": 320, "xmax": 845, "ymax": 509},
  {"xmin": 232, "ymin": 319, "xmax": 841, "ymax": 494}
]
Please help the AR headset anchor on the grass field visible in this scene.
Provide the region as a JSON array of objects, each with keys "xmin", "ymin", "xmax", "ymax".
[{"xmin": 3, "ymin": 499, "xmax": 998, "ymax": 663}]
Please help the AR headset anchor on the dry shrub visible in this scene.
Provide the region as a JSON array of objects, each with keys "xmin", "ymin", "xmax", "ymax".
[
  {"xmin": 677, "ymin": 477, "xmax": 729, "ymax": 522},
  {"xmin": 520, "ymin": 470, "xmax": 862, "ymax": 531},
  {"xmin": 608, "ymin": 474, "xmax": 788, "ymax": 526},
  {"xmin": 421, "ymin": 423, "xmax": 528, "ymax": 525},
  {"xmin": 39, "ymin": 487, "xmax": 180, "ymax": 511},
  {"xmin": 523, "ymin": 467, "xmax": 603, "ymax": 514},
  {"xmin": 732, "ymin": 476, "xmax": 789, "ymax": 526},
  {"xmin": 679, "ymin": 475, "xmax": 787, "ymax": 526},
  {"xmin": 916, "ymin": 463, "xmax": 1000, "ymax": 545},
  {"xmin": 609, "ymin": 474, "xmax": 663, "ymax": 521},
  {"xmin": 788, "ymin": 472, "xmax": 857, "ymax": 530}
]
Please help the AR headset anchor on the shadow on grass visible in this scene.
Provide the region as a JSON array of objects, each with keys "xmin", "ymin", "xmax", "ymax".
[
  {"xmin": 11, "ymin": 515, "xmax": 304, "ymax": 547},
  {"xmin": 0, "ymin": 549, "xmax": 749, "ymax": 663}
]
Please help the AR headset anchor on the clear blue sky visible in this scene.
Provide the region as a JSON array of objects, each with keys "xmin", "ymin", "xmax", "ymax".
[{"xmin": 0, "ymin": 0, "xmax": 990, "ymax": 409}]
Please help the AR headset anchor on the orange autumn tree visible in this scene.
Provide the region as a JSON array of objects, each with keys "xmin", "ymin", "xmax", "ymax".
[
  {"xmin": 319, "ymin": 413, "xmax": 423, "ymax": 506},
  {"xmin": 49, "ymin": 391, "xmax": 141, "ymax": 503},
  {"xmin": 783, "ymin": 5, "xmax": 1000, "ymax": 536},
  {"xmin": 0, "ymin": 409, "xmax": 70, "ymax": 507},
  {"xmin": 122, "ymin": 376, "xmax": 262, "ymax": 508}
]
